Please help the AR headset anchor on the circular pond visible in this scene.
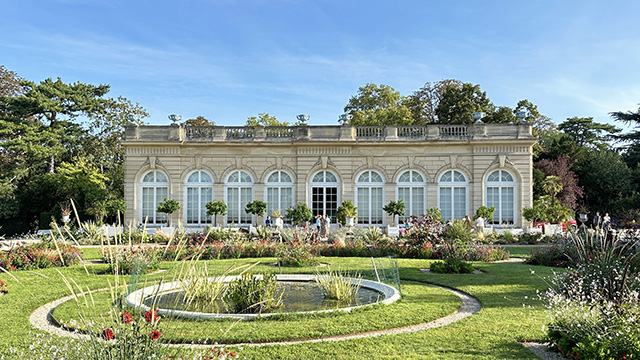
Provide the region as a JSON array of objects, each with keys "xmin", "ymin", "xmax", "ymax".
[{"xmin": 126, "ymin": 274, "xmax": 400, "ymax": 320}]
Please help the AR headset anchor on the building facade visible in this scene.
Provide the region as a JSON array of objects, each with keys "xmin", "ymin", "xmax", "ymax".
[{"xmin": 123, "ymin": 123, "xmax": 536, "ymax": 228}]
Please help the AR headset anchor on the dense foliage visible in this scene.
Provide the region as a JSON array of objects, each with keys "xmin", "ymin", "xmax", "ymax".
[{"xmin": 0, "ymin": 239, "xmax": 82, "ymax": 271}]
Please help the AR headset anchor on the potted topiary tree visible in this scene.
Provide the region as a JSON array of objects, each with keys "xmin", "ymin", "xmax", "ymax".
[
  {"xmin": 285, "ymin": 203, "xmax": 313, "ymax": 227},
  {"xmin": 383, "ymin": 200, "xmax": 405, "ymax": 236},
  {"xmin": 335, "ymin": 200, "xmax": 358, "ymax": 227},
  {"xmin": 156, "ymin": 198, "xmax": 180, "ymax": 233},
  {"xmin": 206, "ymin": 200, "xmax": 227, "ymax": 228},
  {"xmin": 245, "ymin": 200, "xmax": 268, "ymax": 227}
]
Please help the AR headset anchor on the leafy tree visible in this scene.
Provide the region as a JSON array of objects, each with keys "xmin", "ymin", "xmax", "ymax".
[
  {"xmin": 206, "ymin": 201, "xmax": 227, "ymax": 227},
  {"xmin": 435, "ymin": 82, "xmax": 493, "ymax": 124},
  {"xmin": 1, "ymin": 78, "xmax": 110, "ymax": 173},
  {"xmin": 383, "ymin": 200, "xmax": 405, "ymax": 226},
  {"xmin": 245, "ymin": 200, "xmax": 268, "ymax": 223},
  {"xmin": 335, "ymin": 200, "xmax": 357, "ymax": 225},
  {"xmin": 344, "ymin": 83, "xmax": 413, "ymax": 126},
  {"xmin": 403, "ymin": 79, "xmax": 463, "ymax": 124},
  {"xmin": 535, "ymin": 155, "xmax": 583, "ymax": 209},
  {"xmin": 156, "ymin": 198, "xmax": 180, "ymax": 226},
  {"xmin": 0, "ymin": 65, "xmax": 24, "ymax": 99},
  {"xmin": 245, "ymin": 113, "xmax": 289, "ymax": 127},
  {"xmin": 184, "ymin": 116, "xmax": 214, "ymax": 126},
  {"xmin": 542, "ymin": 176, "xmax": 563, "ymax": 205},
  {"xmin": 611, "ymin": 104, "xmax": 640, "ymax": 168},
  {"xmin": 474, "ymin": 206, "xmax": 495, "ymax": 222},
  {"xmin": 285, "ymin": 203, "xmax": 313, "ymax": 227},
  {"xmin": 576, "ymin": 150, "xmax": 633, "ymax": 214},
  {"xmin": 557, "ymin": 117, "xmax": 619, "ymax": 150}
]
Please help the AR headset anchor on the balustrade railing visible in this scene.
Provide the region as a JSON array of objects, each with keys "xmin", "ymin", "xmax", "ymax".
[
  {"xmin": 356, "ymin": 126, "xmax": 385, "ymax": 139},
  {"xmin": 225, "ymin": 127, "xmax": 254, "ymax": 139},
  {"xmin": 439, "ymin": 125, "xmax": 469, "ymax": 139},
  {"xmin": 185, "ymin": 126, "xmax": 215, "ymax": 140},
  {"xmin": 398, "ymin": 126, "xmax": 427, "ymax": 138},
  {"xmin": 265, "ymin": 126, "xmax": 293, "ymax": 138}
]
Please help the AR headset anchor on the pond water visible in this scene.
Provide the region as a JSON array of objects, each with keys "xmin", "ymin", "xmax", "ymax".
[{"xmin": 143, "ymin": 280, "xmax": 383, "ymax": 314}]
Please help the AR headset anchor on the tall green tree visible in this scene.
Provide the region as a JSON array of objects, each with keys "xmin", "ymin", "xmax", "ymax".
[
  {"xmin": 611, "ymin": 104, "xmax": 640, "ymax": 168},
  {"xmin": 183, "ymin": 115, "xmax": 215, "ymax": 126},
  {"xmin": 344, "ymin": 83, "xmax": 413, "ymax": 126},
  {"xmin": 435, "ymin": 82, "xmax": 493, "ymax": 124},
  {"xmin": 403, "ymin": 79, "xmax": 463, "ymax": 124},
  {"xmin": 557, "ymin": 117, "xmax": 619, "ymax": 149}
]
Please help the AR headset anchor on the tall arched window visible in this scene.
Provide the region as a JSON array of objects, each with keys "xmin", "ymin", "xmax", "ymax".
[
  {"xmin": 265, "ymin": 170, "xmax": 294, "ymax": 218},
  {"xmin": 185, "ymin": 170, "xmax": 213, "ymax": 225},
  {"xmin": 140, "ymin": 170, "xmax": 169, "ymax": 225},
  {"xmin": 225, "ymin": 170, "xmax": 253, "ymax": 224},
  {"xmin": 485, "ymin": 169, "xmax": 516, "ymax": 225},
  {"xmin": 310, "ymin": 170, "xmax": 340, "ymax": 222},
  {"xmin": 356, "ymin": 170, "xmax": 384, "ymax": 225},
  {"xmin": 438, "ymin": 170, "xmax": 468, "ymax": 220},
  {"xmin": 396, "ymin": 170, "xmax": 426, "ymax": 222}
]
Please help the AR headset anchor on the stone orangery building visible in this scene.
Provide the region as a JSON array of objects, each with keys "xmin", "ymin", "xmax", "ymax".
[{"xmin": 123, "ymin": 122, "xmax": 536, "ymax": 229}]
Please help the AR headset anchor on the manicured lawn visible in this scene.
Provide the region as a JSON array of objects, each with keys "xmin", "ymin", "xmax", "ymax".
[
  {"xmin": 80, "ymin": 246, "xmax": 103, "ymax": 260},
  {"xmin": 0, "ymin": 257, "xmax": 557, "ymax": 359}
]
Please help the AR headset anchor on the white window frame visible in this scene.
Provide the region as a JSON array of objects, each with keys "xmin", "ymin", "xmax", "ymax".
[
  {"xmin": 485, "ymin": 169, "xmax": 517, "ymax": 226},
  {"xmin": 309, "ymin": 170, "xmax": 341, "ymax": 222},
  {"xmin": 139, "ymin": 170, "xmax": 170, "ymax": 225},
  {"xmin": 355, "ymin": 170, "xmax": 385, "ymax": 225},
  {"xmin": 264, "ymin": 170, "xmax": 295, "ymax": 219},
  {"xmin": 437, "ymin": 169, "xmax": 469, "ymax": 220},
  {"xmin": 224, "ymin": 170, "xmax": 254, "ymax": 225},
  {"xmin": 184, "ymin": 170, "xmax": 214, "ymax": 226},
  {"xmin": 395, "ymin": 169, "xmax": 427, "ymax": 222}
]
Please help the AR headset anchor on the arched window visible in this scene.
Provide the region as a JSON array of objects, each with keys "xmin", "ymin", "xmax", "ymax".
[
  {"xmin": 356, "ymin": 170, "xmax": 385, "ymax": 225},
  {"xmin": 265, "ymin": 170, "xmax": 294, "ymax": 218},
  {"xmin": 225, "ymin": 170, "xmax": 253, "ymax": 224},
  {"xmin": 310, "ymin": 170, "xmax": 340, "ymax": 222},
  {"xmin": 485, "ymin": 169, "xmax": 516, "ymax": 225},
  {"xmin": 396, "ymin": 170, "xmax": 426, "ymax": 222},
  {"xmin": 438, "ymin": 170, "xmax": 468, "ymax": 220},
  {"xmin": 140, "ymin": 170, "xmax": 169, "ymax": 225},
  {"xmin": 185, "ymin": 170, "xmax": 213, "ymax": 225}
]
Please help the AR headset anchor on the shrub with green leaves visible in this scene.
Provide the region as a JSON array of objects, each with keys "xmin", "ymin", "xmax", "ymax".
[
  {"xmin": 102, "ymin": 245, "xmax": 160, "ymax": 275},
  {"xmin": 0, "ymin": 238, "xmax": 82, "ymax": 271},
  {"xmin": 543, "ymin": 230, "xmax": 640, "ymax": 359},
  {"xmin": 276, "ymin": 242, "xmax": 318, "ymax": 267},
  {"xmin": 430, "ymin": 257, "xmax": 475, "ymax": 274}
]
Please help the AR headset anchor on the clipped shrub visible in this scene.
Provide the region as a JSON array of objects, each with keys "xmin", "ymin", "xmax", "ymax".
[{"xmin": 430, "ymin": 258, "xmax": 475, "ymax": 274}]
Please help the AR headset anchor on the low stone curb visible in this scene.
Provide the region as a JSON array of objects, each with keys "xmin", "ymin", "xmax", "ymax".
[{"xmin": 30, "ymin": 283, "xmax": 482, "ymax": 348}]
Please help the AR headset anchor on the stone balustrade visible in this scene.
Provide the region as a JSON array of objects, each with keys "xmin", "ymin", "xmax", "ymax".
[{"xmin": 124, "ymin": 123, "xmax": 533, "ymax": 142}]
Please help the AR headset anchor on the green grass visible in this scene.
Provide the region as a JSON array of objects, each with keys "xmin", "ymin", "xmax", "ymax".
[
  {"xmin": 0, "ymin": 256, "xmax": 558, "ymax": 359},
  {"xmin": 504, "ymin": 245, "xmax": 551, "ymax": 258},
  {"xmin": 80, "ymin": 246, "xmax": 103, "ymax": 260}
]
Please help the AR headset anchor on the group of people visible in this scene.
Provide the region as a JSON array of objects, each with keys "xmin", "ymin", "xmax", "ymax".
[
  {"xmin": 592, "ymin": 211, "xmax": 611, "ymax": 230},
  {"xmin": 316, "ymin": 214, "xmax": 331, "ymax": 237}
]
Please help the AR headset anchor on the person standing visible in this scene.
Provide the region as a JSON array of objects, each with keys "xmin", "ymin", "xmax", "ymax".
[
  {"xmin": 316, "ymin": 215, "xmax": 322, "ymax": 232},
  {"xmin": 593, "ymin": 212, "xmax": 601, "ymax": 229},
  {"xmin": 475, "ymin": 216, "xmax": 485, "ymax": 234},
  {"xmin": 603, "ymin": 213, "xmax": 611, "ymax": 230},
  {"xmin": 265, "ymin": 215, "xmax": 272, "ymax": 229}
]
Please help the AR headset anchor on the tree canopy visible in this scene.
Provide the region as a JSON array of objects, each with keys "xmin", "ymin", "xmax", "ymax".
[
  {"xmin": 245, "ymin": 113, "xmax": 289, "ymax": 126},
  {"xmin": 344, "ymin": 83, "xmax": 413, "ymax": 126}
]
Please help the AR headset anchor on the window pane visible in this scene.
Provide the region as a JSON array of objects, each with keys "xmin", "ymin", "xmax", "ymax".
[
  {"xmin": 488, "ymin": 171, "xmax": 500, "ymax": 182},
  {"xmin": 201, "ymin": 187, "xmax": 212, "ymax": 223},
  {"xmin": 441, "ymin": 172, "xmax": 452, "ymax": 182},
  {"xmin": 399, "ymin": 171, "xmax": 411, "ymax": 183},
  {"xmin": 281, "ymin": 172, "xmax": 292, "ymax": 183},
  {"xmin": 281, "ymin": 187, "xmax": 293, "ymax": 211},
  {"xmin": 453, "ymin": 171, "xmax": 465, "ymax": 182},
  {"xmin": 357, "ymin": 187, "xmax": 370, "ymax": 224},
  {"xmin": 187, "ymin": 172, "xmax": 200, "ymax": 183},
  {"xmin": 143, "ymin": 172, "xmax": 155, "ymax": 183},
  {"xmin": 312, "ymin": 172, "xmax": 324, "ymax": 182},
  {"xmin": 453, "ymin": 187, "xmax": 466, "ymax": 219},
  {"xmin": 227, "ymin": 188, "xmax": 238, "ymax": 224},
  {"xmin": 502, "ymin": 187, "xmax": 514, "ymax": 224},
  {"xmin": 228, "ymin": 172, "xmax": 238, "ymax": 183},
  {"xmin": 502, "ymin": 172, "xmax": 514, "ymax": 182},
  {"xmin": 439, "ymin": 187, "xmax": 452, "ymax": 220},
  {"xmin": 142, "ymin": 187, "xmax": 154, "ymax": 222},
  {"xmin": 325, "ymin": 172, "xmax": 337, "ymax": 183},
  {"xmin": 267, "ymin": 172, "xmax": 279, "ymax": 183},
  {"xmin": 412, "ymin": 187, "xmax": 424, "ymax": 218},
  {"xmin": 358, "ymin": 172, "xmax": 369, "ymax": 183},
  {"xmin": 370, "ymin": 172, "xmax": 383, "ymax": 183},
  {"xmin": 412, "ymin": 172, "xmax": 424, "ymax": 183},
  {"xmin": 155, "ymin": 187, "xmax": 168, "ymax": 223},
  {"xmin": 371, "ymin": 187, "xmax": 383, "ymax": 224},
  {"xmin": 240, "ymin": 171, "xmax": 252, "ymax": 183},
  {"xmin": 241, "ymin": 187, "xmax": 252, "ymax": 223},
  {"xmin": 187, "ymin": 187, "xmax": 198, "ymax": 224}
]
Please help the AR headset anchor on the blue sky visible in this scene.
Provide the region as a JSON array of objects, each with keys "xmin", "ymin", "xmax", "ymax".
[{"xmin": 2, "ymin": 0, "xmax": 640, "ymax": 127}]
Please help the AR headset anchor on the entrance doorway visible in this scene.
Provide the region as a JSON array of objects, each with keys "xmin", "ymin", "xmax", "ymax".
[{"xmin": 309, "ymin": 170, "xmax": 340, "ymax": 223}]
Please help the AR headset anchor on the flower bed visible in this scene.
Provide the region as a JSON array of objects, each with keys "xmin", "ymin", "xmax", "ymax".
[{"xmin": 0, "ymin": 240, "xmax": 82, "ymax": 271}]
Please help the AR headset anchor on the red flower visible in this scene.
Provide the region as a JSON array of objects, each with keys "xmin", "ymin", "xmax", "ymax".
[
  {"xmin": 144, "ymin": 309, "xmax": 160, "ymax": 323},
  {"xmin": 102, "ymin": 328, "xmax": 114, "ymax": 340},
  {"xmin": 149, "ymin": 330, "xmax": 161, "ymax": 340},
  {"xmin": 120, "ymin": 312, "xmax": 133, "ymax": 324}
]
